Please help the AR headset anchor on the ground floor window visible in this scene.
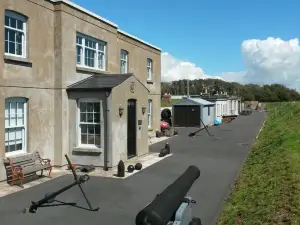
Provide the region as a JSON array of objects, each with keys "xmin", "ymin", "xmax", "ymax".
[
  {"xmin": 78, "ymin": 98, "xmax": 102, "ymax": 147},
  {"xmin": 148, "ymin": 99, "xmax": 152, "ymax": 128},
  {"xmin": 5, "ymin": 97, "xmax": 27, "ymax": 155}
]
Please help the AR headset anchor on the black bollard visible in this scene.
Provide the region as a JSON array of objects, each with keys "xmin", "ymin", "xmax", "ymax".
[
  {"xmin": 159, "ymin": 148, "xmax": 168, "ymax": 157},
  {"xmin": 117, "ymin": 160, "xmax": 125, "ymax": 177},
  {"xmin": 165, "ymin": 142, "xmax": 170, "ymax": 154}
]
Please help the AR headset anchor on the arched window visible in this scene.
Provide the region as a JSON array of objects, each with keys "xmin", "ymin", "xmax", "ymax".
[
  {"xmin": 120, "ymin": 49, "xmax": 129, "ymax": 74},
  {"xmin": 5, "ymin": 97, "xmax": 27, "ymax": 156},
  {"xmin": 4, "ymin": 10, "xmax": 27, "ymax": 58},
  {"xmin": 147, "ymin": 58, "xmax": 153, "ymax": 80}
]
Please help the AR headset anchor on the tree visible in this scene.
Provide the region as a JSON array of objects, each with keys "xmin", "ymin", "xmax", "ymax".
[{"xmin": 161, "ymin": 79, "xmax": 300, "ymax": 102}]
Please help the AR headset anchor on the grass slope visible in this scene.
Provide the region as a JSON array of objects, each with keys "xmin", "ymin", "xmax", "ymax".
[{"xmin": 218, "ymin": 102, "xmax": 300, "ymax": 225}]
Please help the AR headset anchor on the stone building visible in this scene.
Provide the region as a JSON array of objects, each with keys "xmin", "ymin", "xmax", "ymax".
[{"xmin": 0, "ymin": 0, "xmax": 161, "ymax": 181}]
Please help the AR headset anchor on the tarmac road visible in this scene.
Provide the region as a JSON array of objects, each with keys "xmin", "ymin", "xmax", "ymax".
[{"xmin": 0, "ymin": 111, "xmax": 266, "ymax": 225}]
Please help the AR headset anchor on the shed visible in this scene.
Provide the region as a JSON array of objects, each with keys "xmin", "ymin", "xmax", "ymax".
[{"xmin": 172, "ymin": 98, "xmax": 215, "ymax": 127}]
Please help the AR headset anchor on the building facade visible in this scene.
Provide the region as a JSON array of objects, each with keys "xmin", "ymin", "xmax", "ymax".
[{"xmin": 0, "ymin": 0, "xmax": 161, "ymax": 181}]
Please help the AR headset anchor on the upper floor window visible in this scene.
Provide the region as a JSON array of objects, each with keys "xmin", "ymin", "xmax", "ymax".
[
  {"xmin": 76, "ymin": 33, "xmax": 107, "ymax": 71},
  {"xmin": 147, "ymin": 58, "xmax": 153, "ymax": 80},
  {"xmin": 4, "ymin": 11, "xmax": 27, "ymax": 58},
  {"xmin": 120, "ymin": 49, "xmax": 128, "ymax": 74}
]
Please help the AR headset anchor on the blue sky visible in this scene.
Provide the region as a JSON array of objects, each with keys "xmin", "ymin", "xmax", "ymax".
[{"xmin": 72, "ymin": 0, "xmax": 300, "ymax": 89}]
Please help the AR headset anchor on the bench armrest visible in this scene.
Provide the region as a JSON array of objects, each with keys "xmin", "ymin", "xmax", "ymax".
[
  {"xmin": 40, "ymin": 158, "xmax": 51, "ymax": 166},
  {"xmin": 12, "ymin": 165, "xmax": 23, "ymax": 174}
]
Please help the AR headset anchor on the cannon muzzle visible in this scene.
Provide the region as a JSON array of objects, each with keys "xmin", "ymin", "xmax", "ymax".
[{"xmin": 135, "ymin": 165, "xmax": 200, "ymax": 225}]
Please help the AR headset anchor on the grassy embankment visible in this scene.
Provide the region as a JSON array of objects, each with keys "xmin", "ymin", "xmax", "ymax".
[{"xmin": 218, "ymin": 102, "xmax": 300, "ymax": 225}]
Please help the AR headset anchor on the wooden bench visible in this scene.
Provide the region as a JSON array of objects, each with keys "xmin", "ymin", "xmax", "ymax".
[{"xmin": 4, "ymin": 152, "xmax": 52, "ymax": 188}]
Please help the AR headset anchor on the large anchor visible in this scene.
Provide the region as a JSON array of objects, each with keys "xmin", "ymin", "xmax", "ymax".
[{"xmin": 24, "ymin": 154, "xmax": 99, "ymax": 213}]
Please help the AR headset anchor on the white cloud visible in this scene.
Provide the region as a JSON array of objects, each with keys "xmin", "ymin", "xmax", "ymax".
[
  {"xmin": 162, "ymin": 37, "xmax": 300, "ymax": 91},
  {"xmin": 224, "ymin": 37, "xmax": 300, "ymax": 90},
  {"xmin": 161, "ymin": 52, "xmax": 223, "ymax": 82}
]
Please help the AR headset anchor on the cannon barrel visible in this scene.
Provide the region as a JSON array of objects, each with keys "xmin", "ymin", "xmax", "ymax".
[{"xmin": 135, "ymin": 165, "xmax": 200, "ymax": 225}]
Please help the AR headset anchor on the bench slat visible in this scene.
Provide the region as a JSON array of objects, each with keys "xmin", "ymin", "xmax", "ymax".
[
  {"xmin": 7, "ymin": 153, "xmax": 36, "ymax": 164},
  {"xmin": 22, "ymin": 165, "xmax": 50, "ymax": 174}
]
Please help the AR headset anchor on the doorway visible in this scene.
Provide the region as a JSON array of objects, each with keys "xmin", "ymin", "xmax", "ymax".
[{"xmin": 127, "ymin": 99, "xmax": 137, "ymax": 158}]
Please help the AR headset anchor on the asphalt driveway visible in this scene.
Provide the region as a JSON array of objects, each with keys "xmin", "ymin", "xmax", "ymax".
[{"xmin": 0, "ymin": 111, "xmax": 266, "ymax": 225}]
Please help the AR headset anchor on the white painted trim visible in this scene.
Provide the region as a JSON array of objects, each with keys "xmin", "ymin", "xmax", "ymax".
[
  {"xmin": 76, "ymin": 33, "xmax": 107, "ymax": 71},
  {"xmin": 147, "ymin": 58, "xmax": 153, "ymax": 80},
  {"xmin": 148, "ymin": 99, "xmax": 153, "ymax": 128},
  {"xmin": 50, "ymin": 0, "xmax": 118, "ymax": 28},
  {"xmin": 120, "ymin": 49, "xmax": 129, "ymax": 74},
  {"xmin": 4, "ymin": 98, "xmax": 27, "ymax": 157},
  {"xmin": 77, "ymin": 98, "xmax": 104, "ymax": 149},
  {"xmin": 118, "ymin": 29, "xmax": 161, "ymax": 51},
  {"xmin": 49, "ymin": 1, "xmax": 161, "ymax": 51},
  {"xmin": 4, "ymin": 11, "xmax": 27, "ymax": 58}
]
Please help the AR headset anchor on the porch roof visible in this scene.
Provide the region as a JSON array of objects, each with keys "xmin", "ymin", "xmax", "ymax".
[{"xmin": 67, "ymin": 73, "xmax": 133, "ymax": 91}]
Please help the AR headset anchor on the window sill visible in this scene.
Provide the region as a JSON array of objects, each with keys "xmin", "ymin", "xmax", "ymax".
[
  {"xmin": 147, "ymin": 80, "xmax": 154, "ymax": 84},
  {"xmin": 76, "ymin": 66, "xmax": 109, "ymax": 74},
  {"xmin": 4, "ymin": 55, "xmax": 32, "ymax": 67},
  {"xmin": 148, "ymin": 127, "xmax": 153, "ymax": 131},
  {"xmin": 73, "ymin": 146, "xmax": 103, "ymax": 153}
]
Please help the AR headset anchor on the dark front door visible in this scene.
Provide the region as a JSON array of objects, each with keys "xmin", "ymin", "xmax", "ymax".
[
  {"xmin": 173, "ymin": 105, "xmax": 201, "ymax": 127},
  {"xmin": 127, "ymin": 99, "xmax": 137, "ymax": 158}
]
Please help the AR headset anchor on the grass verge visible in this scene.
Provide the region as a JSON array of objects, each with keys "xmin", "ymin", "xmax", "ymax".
[{"xmin": 218, "ymin": 102, "xmax": 300, "ymax": 225}]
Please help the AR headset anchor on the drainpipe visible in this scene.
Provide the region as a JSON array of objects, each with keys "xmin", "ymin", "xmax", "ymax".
[{"xmin": 104, "ymin": 91, "xmax": 112, "ymax": 171}]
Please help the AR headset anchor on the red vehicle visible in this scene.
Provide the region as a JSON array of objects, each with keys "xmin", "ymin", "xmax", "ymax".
[{"xmin": 160, "ymin": 121, "xmax": 170, "ymax": 130}]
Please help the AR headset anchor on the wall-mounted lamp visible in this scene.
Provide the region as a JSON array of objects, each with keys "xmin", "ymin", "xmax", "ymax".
[
  {"xmin": 142, "ymin": 106, "xmax": 146, "ymax": 115},
  {"xmin": 119, "ymin": 105, "xmax": 124, "ymax": 117}
]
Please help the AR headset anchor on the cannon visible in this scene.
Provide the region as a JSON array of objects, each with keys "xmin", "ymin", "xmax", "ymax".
[{"xmin": 135, "ymin": 166, "xmax": 201, "ymax": 225}]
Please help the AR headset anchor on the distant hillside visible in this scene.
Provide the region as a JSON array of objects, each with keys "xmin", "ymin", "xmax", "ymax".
[{"xmin": 161, "ymin": 79, "xmax": 300, "ymax": 102}]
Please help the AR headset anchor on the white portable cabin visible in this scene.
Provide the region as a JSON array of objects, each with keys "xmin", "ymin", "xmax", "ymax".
[
  {"xmin": 196, "ymin": 94, "xmax": 229, "ymax": 119},
  {"xmin": 227, "ymin": 96, "xmax": 242, "ymax": 115}
]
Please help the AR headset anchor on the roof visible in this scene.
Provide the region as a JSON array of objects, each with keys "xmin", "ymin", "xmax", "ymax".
[
  {"xmin": 173, "ymin": 98, "xmax": 215, "ymax": 106},
  {"xmin": 50, "ymin": 0, "xmax": 161, "ymax": 51},
  {"xmin": 67, "ymin": 74, "xmax": 133, "ymax": 91},
  {"xmin": 117, "ymin": 30, "xmax": 161, "ymax": 51},
  {"xmin": 228, "ymin": 96, "xmax": 241, "ymax": 100},
  {"xmin": 199, "ymin": 94, "xmax": 229, "ymax": 101}
]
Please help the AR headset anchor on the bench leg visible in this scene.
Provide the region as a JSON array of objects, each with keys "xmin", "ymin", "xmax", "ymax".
[
  {"xmin": 10, "ymin": 173, "xmax": 17, "ymax": 186},
  {"xmin": 19, "ymin": 173, "xmax": 24, "ymax": 188},
  {"xmin": 48, "ymin": 167, "xmax": 52, "ymax": 178}
]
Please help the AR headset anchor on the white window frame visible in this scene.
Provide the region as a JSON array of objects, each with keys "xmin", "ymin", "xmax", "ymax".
[
  {"xmin": 120, "ymin": 49, "xmax": 128, "ymax": 74},
  {"xmin": 148, "ymin": 99, "xmax": 152, "ymax": 128},
  {"xmin": 77, "ymin": 98, "xmax": 103, "ymax": 148},
  {"xmin": 5, "ymin": 97, "xmax": 27, "ymax": 157},
  {"xmin": 4, "ymin": 10, "xmax": 27, "ymax": 58},
  {"xmin": 147, "ymin": 58, "xmax": 153, "ymax": 81},
  {"xmin": 76, "ymin": 33, "xmax": 107, "ymax": 71}
]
